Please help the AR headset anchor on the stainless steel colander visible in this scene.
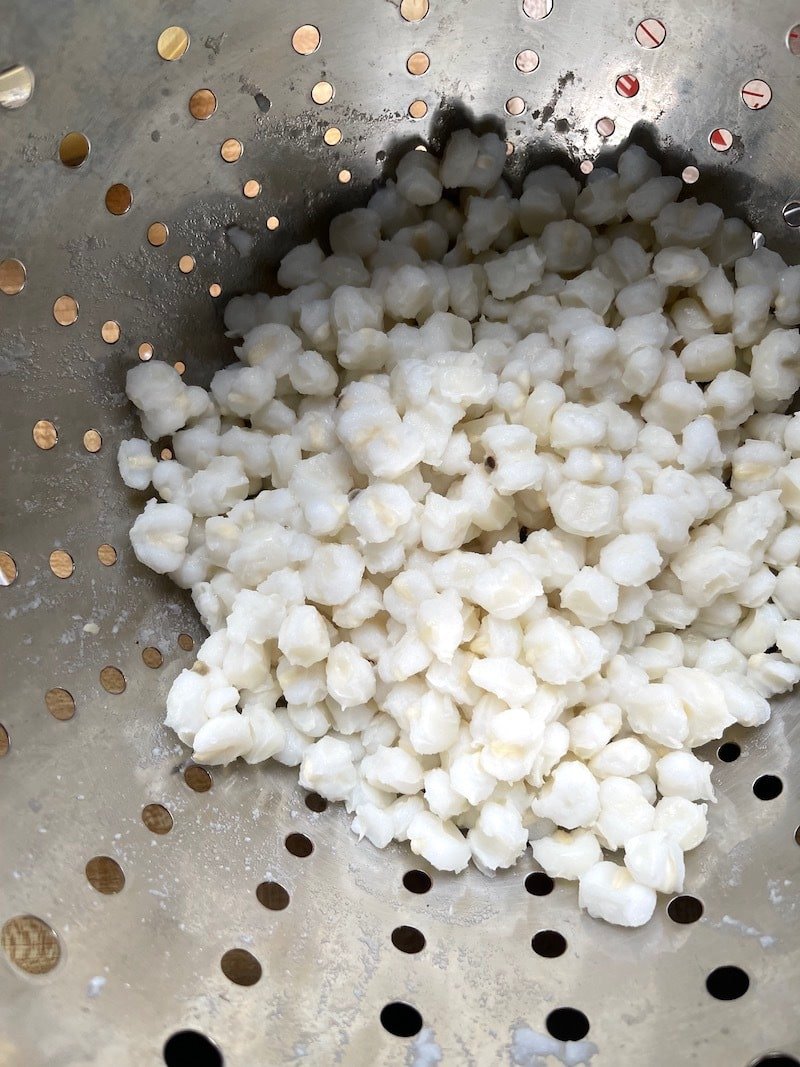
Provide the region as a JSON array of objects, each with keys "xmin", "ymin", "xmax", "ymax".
[{"xmin": 1, "ymin": 1, "xmax": 799, "ymax": 1064}]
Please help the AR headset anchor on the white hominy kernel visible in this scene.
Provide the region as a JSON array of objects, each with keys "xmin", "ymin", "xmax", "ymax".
[
  {"xmin": 470, "ymin": 557, "xmax": 543, "ymax": 619},
  {"xmin": 663, "ymin": 665, "xmax": 735, "ymax": 745},
  {"xmin": 653, "ymin": 198, "xmax": 723, "ymax": 248},
  {"xmin": 173, "ymin": 424, "xmax": 222, "ymax": 470},
  {"xmin": 574, "ymin": 174, "xmax": 626, "ymax": 227},
  {"xmin": 578, "ymin": 860, "xmax": 657, "ymax": 927},
  {"xmin": 671, "ymin": 543, "xmax": 751, "ymax": 608},
  {"xmin": 642, "ymin": 380, "xmax": 706, "ymax": 433},
  {"xmin": 632, "ymin": 773, "xmax": 657, "ymax": 805},
  {"xmin": 360, "ymin": 744, "xmax": 423, "ymax": 795},
  {"xmin": 395, "ymin": 150, "xmax": 442, "ymax": 207},
  {"xmin": 349, "ymin": 482, "xmax": 415, "ymax": 543},
  {"xmin": 466, "ymin": 133, "xmax": 507, "ymax": 194},
  {"xmin": 117, "ymin": 439, "xmax": 157, "ymax": 490},
  {"xmin": 192, "ymin": 711, "xmax": 253, "ymax": 765},
  {"xmin": 164, "ymin": 667, "xmax": 238, "ymax": 745},
  {"xmin": 241, "ymin": 700, "xmax": 286, "ymax": 763},
  {"xmin": 531, "ymin": 761, "xmax": 600, "ymax": 830},
  {"xmin": 126, "ymin": 361, "xmax": 209, "ymax": 440},
  {"xmin": 531, "ymin": 829, "xmax": 603, "ymax": 881},
  {"xmin": 329, "ymin": 208, "xmax": 381, "ymax": 259},
  {"xmin": 734, "ymin": 566, "xmax": 777, "ymax": 610},
  {"xmin": 518, "ymin": 185, "xmax": 565, "ymax": 236},
  {"xmin": 277, "ymin": 239, "xmax": 325, "ymax": 289},
  {"xmin": 377, "ymin": 630, "xmax": 433, "ymax": 683},
  {"xmin": 549, "ymin": 481, "xmax": 619, "ymax": 538},
  {"xmin": 678, "ymin": 416, "xmax": 725, "ymax": 473},
  {"xmin": 599, "ymin": 533, "xmax": 662, "ymax": 587},
  {"xmin": 408, "ymin": 690, "xmax": 460, "ymax": 755},
  {"xmin": 368, "ymin": 183, "xmax": 422, "ymax": 238},
  {"xmin": 273, "ymin": 659, "xmax": 325, "ymax": 706},
  {"xmin": 616, "ymin": 145, "xmax": 661, "ymax": 192},
  {"xmin": 221, "ymin": 637, "xmax": 270, "ymax": 690},
  {"xmin": 732, "ymin": 284, "xmax": 772, "ymax": 347},
  {"xmin": 550, "ymin": 403, "xmax": 606, "ymax": 452},
  {"xmin": 427, "ymin": 651, "xmax": 482, "ymax": 707},
  {"xmin": 732, "ymin": 603, "xmax": 784, "ymax": 657},
  {"xmin": 561, "ymin": 268, "xmax": 615, "ymax": 316},
  {"xmin": 734, "ymin": 247, "xmax": 785, "ymax": 294},
  {"xmin": 730, "ymin": 439, "xmax": 787, "ymax": 497},
  {"xmin": 593, "ymin": 776, "xmax": 655, "ymax": 850},
  {"xmin": 589, "ymin": 738, "xmax": 651, "ymax": 779},
  {"xmin": 774, "ymin": 266, "xmax": 800, "ymax": 326},
  {"xmin": 219, "ymin": 426, "xmax": 273, "ymax": 479},
  {"xmin": 326, "ymin": 642, "xmax": 376, "ymax": 709},
  {"xmin": 567, "ymin": 704, "xmax": 622, "ymax": 759},
  {"xmin": 747, "ymin": 652, "xmax": 800, "ymax": 697},
  {"xmin": 776, "ymin": 620, "xmax": 800, "ymax": 665},
  {"xmin": 424, "ymin": 767, "xmax": 468, "ymax": 820},
  {"xmin": 619, "ymin": 346, "xmax": 664, "ymax": 398},
  {"xmin": 481, "ymin": 424, "xmax": 544, "ymax": 494},
  {"xmin": 278, "ymin": 604, "xmax": 331, "ymax": 667},
  {"xmin": 766, "ymin": 527, "xmax": 800, "ymax": 571},
  {"xmin": 653, "ymin": 796, "xmax": 708, "ymax": 851},
  {"xmin": 468, "ymin": 801, "xmax": 528, "ymax": 871},
  {"xmin": 273, "ymin": 712, "xmax": 315, "ymax": 763},
  {"xmin": 680, "ymin": 335, "xmax": 736, "ymax": 382},
  {"xmin": 773, "ymin": 565, "xmax": 800, "ymax": 617},
  {"xmin": 463, "ymin": 196, "xmax": 513, "ymax": 254},
  {"xmin": 416, "ymin": 589, "xmax": 465, "ymax": 663},
  {"xmin": 480, "ymin": 706, "xmax": 544, "ymax": 782},
  {"xmin": 350, "ymin": 802, "xmax": 394, "ymax": 848},
  {"xmin": 303, "ymin": 544, "xmax": 365, "ymax": 606},
  {"xmin": 751, "ymin": 329, "xmax": 800, "ymax": 403},
  {"xmin": 468, "ymin": 657, "xmax": 537, "ymax": 705},
  {"xmin": 562, "ymin": 447, "xmax": 624, "ymax": 485},
  {"xmin": 384, "ymin": 568, "xmax": 437, "ymax": 626},
  {"xmin": 655, "ymin": 751, "xmax": 715, "ymax": 801},
  {"xmin": 223, "ymin": 292, "xmax": 271, "ymax": 335},
  {"xmin": 623, "ymin": 830, "xmax": 685, "ymax": 894},
  {"xmin": 129, "ymin": 500, "xmax": 193, "ymax": 574},
  {"xmin": 560, "ymin": 568, "xmax": 619, "ymax": 627},
  {"xmin": 449, "ymin": 751, "xmax": 497, "ymax": 806},
  {"xmin": 540, "ymin": 220, "xmax": 593, "ymax": 274},
  {"xmin": 626, "ymin": 176, "xmax": 681, "ymax": 222},
  {"xmin": 407, "ymin": 811, "xmax": 471, "ymax": 872},
  {"xmin": 625, "ymin": 682, "xmax": 688, "ymax": 748},
  {"xmin": 438, "ymin": 130, "xmax": 480, "ymax": 188},
  {"xmin": 187, "ymin": 456, "xmax": 250, "ymax": 518},
  {"xmin": 671, "ymin": 296, "xmax": 713, "ymax": 344},
  {"xmin": 298, "ymin": 736, "xmax": 356, "ymax": 801},
  {"xmin": 631, "ymin": 633, "xmax": 685, "ymax": 678},
  {"xmin": 389, "ymin": 795, "xmax": 425, "ymax": 841},
  {"xmin": 653, "ymin": 246, "xmax": 709, "ymax": 288},
  {"xmin": 524, "ymin": 617, "xmax": 603, "ymax": 685},
  {"xmin": 212, "ymin": 364, "xmax": 278, "ymax": 418},
  {"xmin": 286, "ymin": 703, "xmax": 329, "ymax": 739},
  {"xmin": 288, "ymin": 350, "xmax": 339, "ymax": 397},
  {"xmin": 484, "ymin": 240, "xmax": 545, "ymax": 300}
]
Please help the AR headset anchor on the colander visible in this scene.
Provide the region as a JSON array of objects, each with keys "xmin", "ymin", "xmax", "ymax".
[{"xmin": 1, "ymin": 1, "xmax": 799, "ymax": 1064}]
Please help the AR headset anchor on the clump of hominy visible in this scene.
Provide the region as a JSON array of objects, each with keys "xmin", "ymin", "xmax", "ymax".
[{"xmin": 120, "ymin": 129, "xmax": 800, "ymax": 927}]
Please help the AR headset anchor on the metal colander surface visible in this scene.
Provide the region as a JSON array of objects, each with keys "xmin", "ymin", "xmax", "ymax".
[{"xmin": 1, "ymin": 1, "xmax": 799, "ymax": 1064}]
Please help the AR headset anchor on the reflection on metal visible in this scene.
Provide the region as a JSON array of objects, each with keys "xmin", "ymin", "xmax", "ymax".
[{"xmin": 0, "ymin": 63, "xmax": 34, "ymax": 108}]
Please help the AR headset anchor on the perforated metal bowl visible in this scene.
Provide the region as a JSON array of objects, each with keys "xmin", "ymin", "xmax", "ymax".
[{"xmin": 1, "ymin": 1, "xmax": 799, "ymax": 1064}]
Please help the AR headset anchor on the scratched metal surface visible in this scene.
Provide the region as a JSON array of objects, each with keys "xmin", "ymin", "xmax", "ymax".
[{"xmin": 1, "ymin": 1, "xmax": 799, "ymax": 1065}]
